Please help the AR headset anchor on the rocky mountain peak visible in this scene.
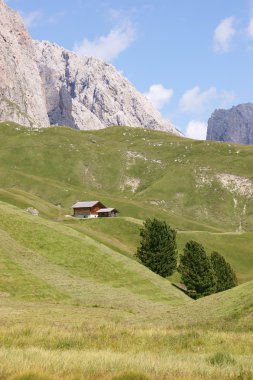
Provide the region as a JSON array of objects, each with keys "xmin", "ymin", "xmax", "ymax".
[
  {"xmin": 34, "ymin": 40, "xmax": 180, "ymax": 134},
  {"xmin": 0, "ymin": 0, "xmax": 49, "ymax": 128},
  {"xmin": 207, "ymin": 103, "xmax": 253, "ymax": 145},
  {"xmin": 0, "ymin": 0, "xmax": 180, "ymax": 135}
]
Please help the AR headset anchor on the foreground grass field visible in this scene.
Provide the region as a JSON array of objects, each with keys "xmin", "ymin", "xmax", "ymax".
[
  {"xmin": 1, "ymin": 123, "xmax": 253, "ymax": 379},
  {"xmin": 0, "ymin": 203, "xmax": 253, "ymax": 379},
  {"xmin": 1, "ymin": 282, "xmax": 253, "ymax": 379}
]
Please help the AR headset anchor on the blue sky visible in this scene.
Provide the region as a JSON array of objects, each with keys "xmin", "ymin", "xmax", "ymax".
[{"xmin": 7, "ymin": 0, "xmax": 253, "ymax": 137}]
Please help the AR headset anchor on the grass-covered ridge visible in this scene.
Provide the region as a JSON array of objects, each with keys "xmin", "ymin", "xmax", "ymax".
[
  {"xmin": 1, "ymin": 122, "xmax": 253, "ymax": 379},
  {"xmin": 1, "ymin": 121, "xmax": 253, "ymax": 231}
]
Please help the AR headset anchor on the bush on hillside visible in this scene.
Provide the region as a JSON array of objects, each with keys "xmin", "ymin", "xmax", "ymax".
[
  {"xmin": 136, "ymin": 218, "xmax": 177, "ymax": 277},
  {"xmin": 178, "ymin": 240, "xmax": 217, "ymax": 299},
  {"xmin": 110, "ymin": 372, "xmax": 151, "ymax": 380},
  {"xmin": 208, "ymin": 351, "xmax": 236, "ymax": 366},
  {"xmin": 211, "ymin": 251, "xmax": 237, "ymax": 292},
  {"xmin": 11, "ymin": 372, "xmax": 51, "ymax": 380}
]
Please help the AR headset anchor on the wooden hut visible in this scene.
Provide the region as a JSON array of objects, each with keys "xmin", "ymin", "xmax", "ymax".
[
  {"xmin": 72, "ymin": 201, "xmax": 106, "ymax": 218},
  {"xmin": 72, "ymin": 201, "xmax": 119, "ymax": 218}
]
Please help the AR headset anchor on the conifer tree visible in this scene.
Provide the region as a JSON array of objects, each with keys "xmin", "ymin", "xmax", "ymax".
[
  {"xmin": 136, "ymin": 218, "xmax": 177, "ymax": 277},
  {"xmin": 211, "ymin": 251, "xmax": 237, "ymax": 292},
  {"xmin": 179, "ymin": 240, "xmax": 217, "ymax": 298}
]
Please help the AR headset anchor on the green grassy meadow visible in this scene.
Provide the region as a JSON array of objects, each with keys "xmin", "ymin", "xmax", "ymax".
[{"xmin": 1, "ymin": 122, "xmax": 253, "ymax": 379}]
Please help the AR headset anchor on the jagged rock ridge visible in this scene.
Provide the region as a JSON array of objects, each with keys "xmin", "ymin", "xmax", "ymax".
[
  {"xmin": 0, "ymin": 0, "xmax": 49, "ymax": 128},
  {"xmin": 207, "ymin": 103, "xmax": 253, "ymax": 145},
  {"xmin": 34, "ymin": 40, "xmax": 179, "ymax": 134}
]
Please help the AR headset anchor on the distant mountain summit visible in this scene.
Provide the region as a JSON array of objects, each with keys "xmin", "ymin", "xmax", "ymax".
[
  {"xmin": 207, "ymin": 103, "xmax": 253, "ymax": 145},
  {"xmin": 0, "ymin": 0, "xmax": 180, "ymax": 135}
]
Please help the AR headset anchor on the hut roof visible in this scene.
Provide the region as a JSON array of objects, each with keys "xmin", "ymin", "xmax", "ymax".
[
  {"xmin": 98, "ymin": 208, "xmax": 119, "ymax": 213},
  {"xmin": 72, "ymin": 201, "xmax": 99, "ymax": 209}
]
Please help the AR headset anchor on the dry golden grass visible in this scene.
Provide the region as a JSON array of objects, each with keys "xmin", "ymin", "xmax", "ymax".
[
  {"xmin": 0, "ymin": 298, "xmax": 253, "ymax": 380},
  {"xmin": 1, "ymin": 346, "xmax": 253, "ymax": 380}
]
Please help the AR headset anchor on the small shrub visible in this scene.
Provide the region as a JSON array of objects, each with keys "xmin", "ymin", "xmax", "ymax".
[
  {"xmin": 110, "ymin": 371, "xmax": 151, "ymax": 380},
  {"xmin": 208, "ymin": 352, "xmax": 236, "ymax": 366},
  {"xmin": 232, "ymin": 367, "xmax": 253, "ymax": 380},
  {"xmin": 54, "ymin": 338, "xmax": 76, "ymax": 349},
  {"xmin": 11, "ymin": 372, "xmax": 52, "ymax": 380}
]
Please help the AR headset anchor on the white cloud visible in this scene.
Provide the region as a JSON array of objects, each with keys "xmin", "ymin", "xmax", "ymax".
[
  {"xmin": 47, "ymin": 11, "xmax": 66, "ymax": 25},
  {"xmin": 179, "ymin": 86, "xmax": 235, "ymax": 113},
  {"xmin": 213, "ymin": 16, "xmax": 236, "ymax": 53},
  {"xmin": 108, "ymin": 9, "xmax": 124, "ymax": 21},
  {"xmin": 219, "ymin": 90, "xmax": 236, "ymax": 107},
  {"xmin": 144, "ymin": 84, "xmax": 173, "ymax": 110},
  {"xmin": 247, "ymin": 17, "xmax": 253, "ymax": 38},
  {"xmin": 186, "ymin": 120, "xmax": 207, "ymax": 140},
  {"xmin": 73, "ymin": 20, "xmax": 136, "ymax": 62},
  {"xmin": 180, "ymin": 86, "xmax": 216, "ymax": 113},
  {"xmin": 248, "ymin": 1, "xmax": 253, "ymax": 38},
  {"xmin": 21, "ymin": 11, "xmax": 43, "ymax": 29}
]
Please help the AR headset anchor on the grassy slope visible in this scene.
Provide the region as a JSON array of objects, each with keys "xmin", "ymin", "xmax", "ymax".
[
  {"xmin": 1, "ymin": 122, "xmax": 253, "ymax": 282},
  {"xmin": 4, "ymin": 200, "xmax": 252, "ymax": 329},
  {"xmin": 0, "ymin": 201, "xmax": 188, "ymax": 308},
  {"xmin": 1, "ymin": 122, "xmax": 253, "ymax": 231},
  {"xmin": 1, "ymin": 123, "xmax": 253, "ymax": 378}
]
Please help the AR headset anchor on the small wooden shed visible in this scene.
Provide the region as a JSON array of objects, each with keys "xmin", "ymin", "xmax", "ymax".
[{"xmin": 97, "ymin": 208, "xmax": 119, "ymax": 218}]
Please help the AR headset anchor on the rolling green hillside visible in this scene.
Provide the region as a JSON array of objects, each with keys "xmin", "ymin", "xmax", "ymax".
[
  {"xmin": 0, "ymin": 122, "xmax": 253, "ymax": 282},
  {"xmin": 1, "ymin": 122, "xmax": 253, "ymax": 379},
  {"xmin": 1, "ymin": 121, "xmax": 253, "ymax": 232}
]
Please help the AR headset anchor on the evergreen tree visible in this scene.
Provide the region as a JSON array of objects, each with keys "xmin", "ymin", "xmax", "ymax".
[
  {"xmin": 136, "ymin": 218, "xmax": 177, "ymax": 277},
  {"xmin": 178, "ymin": 240, "xmax": 217, "ymax": 299},
  {"xmin": 211, "ymin": 251, "xmax": 237, "ymax": 292}
]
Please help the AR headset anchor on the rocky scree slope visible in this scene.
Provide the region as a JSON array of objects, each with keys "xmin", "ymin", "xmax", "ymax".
[
  {"xmin": 0, "ymin": 0, "xmax": 49, "ymax": 128},
  {"xmin": 207, "ymin": 103, "xmax": 253, "ymax": 145},
  {"xmin": 33, "ymin": 40, "xmax": 180, "ymax": 133}
]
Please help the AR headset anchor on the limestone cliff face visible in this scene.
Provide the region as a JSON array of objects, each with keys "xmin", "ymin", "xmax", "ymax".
[
  {"xmin": 0, "ymin": 0, "xmax": 49, "ymax": 128},
  {"xmin": 207, "ymin": 104, "xmax": 253, "ymax": 145},
  {"xmin": 34, "ymin": 40, "xmax": 180, "ymax": 134},
  {"xmin": 0, "ymin": 0, "xmax": 180, "ymax": 135}
]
